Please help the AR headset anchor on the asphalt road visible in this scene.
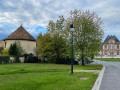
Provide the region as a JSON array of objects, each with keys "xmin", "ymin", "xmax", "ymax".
[{"xmin": 94, "ymin": 60, "xmax": 120, "ymax": 90}]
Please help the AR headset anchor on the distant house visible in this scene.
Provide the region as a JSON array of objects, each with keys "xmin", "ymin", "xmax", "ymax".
[
  {"xmin": 98, "ymin": 35, "xmax": 120, "ymax": 58},
  {"xmin": 0, "ymin": 25, "xmax": 36, "ymax": 56}
]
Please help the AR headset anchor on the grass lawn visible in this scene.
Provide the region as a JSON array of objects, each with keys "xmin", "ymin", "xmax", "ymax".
[
  {"xmin": 95, "ymin": 58, "xmax": 120, "ymax": 62},
  {"xmin": 0, "ymin": 63, "xmax": 102, "ymax": 90}
]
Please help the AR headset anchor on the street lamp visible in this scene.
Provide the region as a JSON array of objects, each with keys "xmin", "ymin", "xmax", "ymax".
[{"xmin": 70, "ymin": 24, "xmax": 74, "ymax": 74}]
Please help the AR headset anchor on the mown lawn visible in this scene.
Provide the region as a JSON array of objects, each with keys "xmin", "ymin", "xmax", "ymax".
[
  {"xmin": 0, "ymin": 63, "xmax": 102, "ymax": 90},
  {"xmin": 95, "ymin": 58, "xmax": 120, "ymax": 62}
]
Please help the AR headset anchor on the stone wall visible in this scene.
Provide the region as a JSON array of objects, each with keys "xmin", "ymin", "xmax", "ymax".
[
  {"xmin": 5, "ymin": 40, "xmax": 36, "ymax": 56},
  {"xmin": 0, "ymin": 40, "xmax": 5, "ymax": 47},
  {"xmin": 95, "ymin": 55, "xmax": 120, "ymax": 58},
  {"xmin": 10, "ymin": 57, "xmax": 25, "ymax": 63}
]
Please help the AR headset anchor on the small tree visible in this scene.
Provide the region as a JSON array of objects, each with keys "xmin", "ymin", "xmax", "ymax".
[
  {"xmin": 0, "ymin": 47, "xmax": 4, "ymax": 55},
  {"xmin": 2, "ymin": 48, "xmax": 9, "ymax": 56},
  {"xmin": 9, "ymin": 41, "xmax": 24, "ymax": 56}
]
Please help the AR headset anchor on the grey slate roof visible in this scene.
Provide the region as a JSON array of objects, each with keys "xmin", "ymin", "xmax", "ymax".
[{"xmin": 103, "ymin": 35, "xmax": 120, "ymax": 43}]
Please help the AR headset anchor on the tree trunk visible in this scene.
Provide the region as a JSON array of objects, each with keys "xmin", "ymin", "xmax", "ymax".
[{"xmin": 81, "ymin": 54, "xmax": 85, "ymax": 66}]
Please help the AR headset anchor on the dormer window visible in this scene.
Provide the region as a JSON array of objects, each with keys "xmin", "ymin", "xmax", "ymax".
[{"xmin": 109, "ymin": 40, "xmax": 114, "ymax": 44}]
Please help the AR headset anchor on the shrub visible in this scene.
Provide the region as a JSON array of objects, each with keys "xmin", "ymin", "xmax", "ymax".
[
  {"xmin": 24, "ymin": 53, "xmax": 40, "ymax": 63},
  {"xmin": 0, "ymin": 56, "xmax": 10, "ymax": 64},
  {"xmin": 14, "ymin": 57, "xmax": 20, "ymax": 63},
  {"xmin": 2, "ymin": 48, "xmax": 9, "ymax": 56},
  {"xmin": 56, "ymin": 57, "xmax": 78, "ymax": 65},
  {"xmin": 9, "ymin": 41, "xmax": 24, "ymax": 56},
  {"xmin": 0, "ymin": 47, "xmax": 4, "ymax": 55}
]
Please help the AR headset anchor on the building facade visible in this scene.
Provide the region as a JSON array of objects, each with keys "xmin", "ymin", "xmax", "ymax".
[
  {"xmin": 99, "ymin": 35, "xmax": 120, "ymax": 58},
  {"xmin": 0, "ymin": 25, "xmax": 36, "ymax": 56}
]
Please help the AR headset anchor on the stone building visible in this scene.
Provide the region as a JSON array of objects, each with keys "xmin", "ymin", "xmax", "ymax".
[
  {"xmin": 99, "ymin": 35, "xmax": 120, "ymax": 58},
  {"xmin": 0, "ymin": 25, "xmax": 36, "ymax": 56}
]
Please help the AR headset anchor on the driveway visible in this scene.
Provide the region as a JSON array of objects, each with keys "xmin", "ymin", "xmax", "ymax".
[{"xmin": 94, "ymin": 60, "xmax": 120, "ymax": 90}]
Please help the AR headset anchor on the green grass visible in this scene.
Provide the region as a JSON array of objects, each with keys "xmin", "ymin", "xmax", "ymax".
[
  {"xmin": 95, "ymin": 58, "xmax": 120, "ymax": 62},
  {"xmin": 0, "ymin": 63, "xmax": 102, "ymax": 90}
]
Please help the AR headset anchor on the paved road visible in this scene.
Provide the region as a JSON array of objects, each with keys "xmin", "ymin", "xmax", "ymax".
[{"xmin": 94, "ymin": 60, "xmax": 120, "ymax": 90}]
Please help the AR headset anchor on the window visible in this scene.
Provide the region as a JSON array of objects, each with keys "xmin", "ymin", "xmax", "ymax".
[
  {"xmin": 105, "ymin": 45, "xmax": 107, "ymax": 49},
  {"xmin": 109, "ymin": 45, "xmax": 111, "ymax": 49},
  {"xmin": 105, "ymin": 52, "xmax": 107, "ymax": 55},
  {"xmin": 112, "ymin": 45, "xmax": 114, "ymax": 49},
  {"xmin": 117, "ymin": 45, "xmax": 119, "ymax": 49},
  {"xmin": 110, "ymin": 41, "xmax": 113, "ymax": 43},
  {"xmin": 117, "ymin": 52, "xmax": 119, "ymax": 55},
  {"xmin": 110, "ymin": 52, "xmax": 113, "ymax": 55},
  {"xmin": 5, "ymin": 41, "xmax": 6, "ymax": 48}
]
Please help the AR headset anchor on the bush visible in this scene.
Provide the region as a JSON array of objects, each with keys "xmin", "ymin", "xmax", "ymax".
[
  {"xmin": 78, "ymin": 56, "xmax": 94, "ymax": 64},
  {"xmin": 14, "ymin": 57, "xmax": 20, "ymax": 63},
  {"xmin": 56, "ymin": 57, "xmax": 78, "ymax": 65},
  {"xmin": 2, "ymin": 48, "xmax": 9, "ymax": 56},
  {"xmin": 0, "ymin": 47, "xmax": 4, "ymax": 55},
  {"xmin": 24, "ymin": 53, "xmax": 41, "ymax": 63},
  {"xmin": 9, "ymin": 41, "xmax": 24, "ymax": 56},
  {"xmin": 0, "ymin": 56, "xmax": 10, "ymax": 64}
]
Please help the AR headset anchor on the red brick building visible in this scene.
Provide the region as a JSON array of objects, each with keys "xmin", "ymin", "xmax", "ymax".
[{"xmin": 99, "ymin": 35, "xmax": 120, "ymax": 58}]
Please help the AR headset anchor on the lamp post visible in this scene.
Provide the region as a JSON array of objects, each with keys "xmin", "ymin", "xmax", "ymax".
[{"xmin": 70, "ymin": 24, "xmax": 74, "ymax": 74}]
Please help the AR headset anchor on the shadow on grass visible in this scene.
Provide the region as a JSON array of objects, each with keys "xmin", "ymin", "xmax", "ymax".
[{"xmin": 0, "ymin": 69, "xmax": 70, "ymax": 75}]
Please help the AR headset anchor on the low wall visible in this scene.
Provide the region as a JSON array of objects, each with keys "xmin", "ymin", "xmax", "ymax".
[
  {"xmin": 95, "ymin": 55, "xmax": 120, "ymax": 58},
  {"xmin": 10, "ymin": 57, "xmax": 24, "ymax": 63}
]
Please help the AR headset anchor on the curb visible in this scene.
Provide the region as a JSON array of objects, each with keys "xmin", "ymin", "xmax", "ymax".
[{"xmin": 91, "ymin": 65, "xmax": 105, "ymax": 90}]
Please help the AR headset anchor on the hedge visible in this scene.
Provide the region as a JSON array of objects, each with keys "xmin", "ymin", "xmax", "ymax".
[{"xmin": 0, "ymin": 56, "xmax": 10, "ymax": 64}]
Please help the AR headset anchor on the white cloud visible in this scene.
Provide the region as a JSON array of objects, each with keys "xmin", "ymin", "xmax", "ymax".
[{"xmin": 0, "ymin": 0, "xmax": 120, "ymax": 40}]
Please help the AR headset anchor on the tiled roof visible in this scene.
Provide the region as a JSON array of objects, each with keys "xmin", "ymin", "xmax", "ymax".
[
  {"xmin": 5, "ymin": 25, "xmax": 35, "ymax": 41},
  {"xmin": 104, "ymin": 35, "xmax": 120, "ymax": 43}
]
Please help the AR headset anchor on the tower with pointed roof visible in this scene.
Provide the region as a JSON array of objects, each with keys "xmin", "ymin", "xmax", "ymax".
[{"xmin": 0, "ymin": 25, "xmax": 36, "ymax": 56}]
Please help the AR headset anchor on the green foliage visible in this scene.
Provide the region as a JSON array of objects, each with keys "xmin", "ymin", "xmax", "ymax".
[
  {"xmin": 2, "ymin": 48, "xmax": 9, "ymax": 56},
  {"xmin": 0, "ymin": 47, "xmax": 4, "ymax": 55},
  {"xmin": 9, "ymin": 41, "xmax": 24, "ymax": 56},
  {"xmin": 0, "ymin": 56, "xmax": 10, "ymax": 63},
  {"xmin": 47, "ymin": 9, "xmax": 104, "ymax": 65},
  {"xmin": 37, "ymin": 33, "xmax": 68, "ymax": 63},
  {"xmin": 14, "ymin": 57, "xmax": 20, "ymax": 63},
  {"xmin": 24, "ymin": 53, "xmax": 40, "ymax": 63}
]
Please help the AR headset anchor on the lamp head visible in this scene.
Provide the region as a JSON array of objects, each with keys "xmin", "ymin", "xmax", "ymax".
[{"xmin": 70, "ymin": 24, "xmax": 74, "ymax": 31}]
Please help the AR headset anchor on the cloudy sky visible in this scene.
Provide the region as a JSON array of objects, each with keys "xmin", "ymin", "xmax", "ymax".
[{"xmin": 0, "ymin": 0, "xmax": 120, "ymax": 40}]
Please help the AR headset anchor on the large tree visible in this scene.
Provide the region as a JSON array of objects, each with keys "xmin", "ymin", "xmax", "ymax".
[
  {"xmin": 47, "ymin": 9, "xmax": 104, "ymax": 65},
  {"xmin": 37, "ymin": 33, "xmax": 68, "ymax": 63}
]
